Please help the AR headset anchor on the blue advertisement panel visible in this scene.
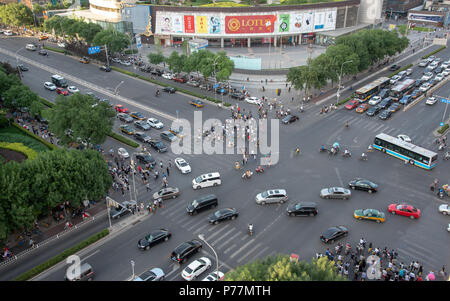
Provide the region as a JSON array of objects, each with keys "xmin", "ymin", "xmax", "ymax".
[{"xmin": 408, "ymin": 13, "xmax": 443, "ymax": 23}]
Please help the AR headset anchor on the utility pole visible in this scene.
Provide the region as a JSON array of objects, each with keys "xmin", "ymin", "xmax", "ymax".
[
  {"xmin": 306, "ymin": 42, "xmax": 313, "ymax": 101},
  {"xmin": 337, "ymin": 60, "xmax": 353, "ymax": 104},
  {"xmin": 105, "ymin": 44, "xmax": 110, "ymax": 67}
]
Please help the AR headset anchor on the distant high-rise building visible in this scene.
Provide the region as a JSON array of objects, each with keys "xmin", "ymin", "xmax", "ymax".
[{"xmin": 386, "ymin": 0, "xmax": 425, "ymax": 16}]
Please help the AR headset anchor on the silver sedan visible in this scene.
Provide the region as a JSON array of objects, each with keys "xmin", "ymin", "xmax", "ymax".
[{"xmin": 320, "ymin": 187, "xmax": 351, "ymax": 200}]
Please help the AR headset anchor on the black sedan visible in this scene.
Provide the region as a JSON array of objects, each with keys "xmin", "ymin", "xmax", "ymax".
[
  {"xmin": 38, "ymin": 49, "xmax": 48, "ymax": 56},
  {"xmin": 320, "ymin": 226, "xmax": 348, "ymax": 243},
  {"xmin": 99, "ymin": 65, "xmax": 111, "ymax": 72},
  {"xmin": 389, "ymin": 64, "xmax": 400, "ymax": 71},
  {"xmin": 378, "ymin": 109, "xmax": 392, "ymax": 120},
  {"xmin": 149, "ymin": 140, "xmax": 167, "ymax": 153},
  {"xmin": 230, "ymin": 92, "xmax": 245, "ymax": 100},
  {"xmin": 136, "ymin": 153, "xmax": 155, "ymax": 165},
  {"xmin": 137, "ymin": 229, "xmax": 172, "ymax": 250},
  {"xmin": 17, "ymin": 64, "xmax": 28, "ymax": 71},
  {"xmin": 348, "ymin": 178, "xmax": 378, "ymax": 193},
  {"xmin": 281, "ymin": 115, "xmax": 299, "ymax": 124},
  {"xmin": 162, "ymin": 86, "xmax": 176, "ymax": 93},
  {"xmin": 208, "ymin": 208, "xmax": 239, "ymax": 225},
  {"xmin": 366, "ymin": 106, "xmax": 381, "ymax": 116}
]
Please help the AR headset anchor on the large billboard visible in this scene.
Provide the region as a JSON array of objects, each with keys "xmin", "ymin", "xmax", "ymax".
[
  {"xmin": 225, "ymin": 15, "xmax": 276, "ymax": 34},
  {"xmin": 408, "ymin": 13, "xmax": 443, "ymax": 23}
]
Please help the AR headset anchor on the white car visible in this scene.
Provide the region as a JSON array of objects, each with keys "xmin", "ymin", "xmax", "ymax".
[
  {"xmin": 406, "ymin": 68, "xmax": 413, "ymax": 76},
  {"xmin": 441, "ymin": 62, "xmax": 449, "ymax": 69},
  {"xmin": 68, "ymin": 86, "xmax": 79, "ymax": 93},
  {"xmin": 202, "ymin": 270, "xmax": 225, "ymax": 281},
  {"xmin": 397, "ymin": 134, "xmax": 412, "ymax": 143},
  {"xmin": 117, "ymin": 147, "xmax": 129, "ymax": 159},
  {"xmin": 368, "ymin": 96, "xmax": 382, "ymax": 106},
  {"xmin": 439, "ymin": 204, "xmax": 449, "ymax": 215},
  {"xmin": 447, "ymin": 223, "xmax": 450, "ymax": 232},
  {"xmin": 120, "ymin": 60, "xmax": 131, "ymax": 66},
  {"xmin": 147, "ymin": 117, "xmax": 164, "ymax": 129},
  {"xmin": 435, "ymin": 73, "xmax": 445, "ymax": 81},
  {"xmin": 419, "ymin": 59, "xmax": 429, "ymax": 67},
  {"xmin": 390, "ymin": 75, "xmax": 401, "ymax": 85},
  {"xmin": 419, "ymin": 83, "xmax": 431, "ymax": 92},
  {"xmin": 162, "ymin": 73, "xmax": 173, "ymax": 80},
  {"xmin": 428, "ymin": 62, "xmax": 438, "ymax": 70},
  {"xmin": 44, "ymin": 82, "xmax": 56, "ymax": 91},
  {"xmin": 426, "ymin": 97, "xmax": 437, "ymax": 105},
  {"xmin": 4, "ymin": 30, "xmax": 13, "ymax": 36},
  {"xmin": 442, "ymin": 68, "xmax": 450, "ymax": 76},
  {"xmin": 57, "ymin": 42, "xmax": 66, "ymax": 48},
  {"xmin": 181, "ymin": 257, "xmax": 211, "ymax": 281},
  {"xmin": 245, "ymin": 96, "xmax": 261, "ymax": 105},
  {"xmin": 421, "ymin": 72, "xmax": 433, "ymax": 81},
  {"xmin": 174, "ymin": 157, "xmax": 191, "ymax": 174}
]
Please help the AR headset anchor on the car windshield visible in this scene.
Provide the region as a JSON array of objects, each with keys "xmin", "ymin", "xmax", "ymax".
[
  {"xmin": 294, "ymin": 204, "xmax": 301, "ymax": 210},
  {"xmin": 145, "ymin": 234, "xmax": 153, "ymax": 241},
  {"xmin": 184, "ymin": 267, "xmax": 193, "ymax": 274},
  {"xmin": 180, "ymin": 161, "xmax": 187, "ymax": 167},
  {"xmin": 195, "ymin": 176, "xmax": 202, "ymax": 183},
  {"xmin": 261, "ymin": 191, "xmax": 269, "ymax": 198},
  {"xmin": 191, "ymin": 200, "xmax": 199, "ymax": 207}
]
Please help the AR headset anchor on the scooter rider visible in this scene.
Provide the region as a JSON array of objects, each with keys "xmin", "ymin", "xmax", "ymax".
[
  {"xmin": 248, "ymin": 223, "xmax": 254, "ymax": 235},
  {"xmin": 361, "ymin": 152, "xmax": 367, "ymax": 160}
]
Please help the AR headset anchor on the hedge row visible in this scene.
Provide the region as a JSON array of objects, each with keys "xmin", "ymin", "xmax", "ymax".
[
  {"xmin": 11, "ymin": 123, "xmax": 58, "ymax": 150},
  {"xmin": 422, "ymin": 46, "xmax": 446, "ymax": 59},
  {"xmin": 43, "ymin": 45, "xmax": 71, "ymax": 56},
  {"xmin": 123, "ymin": 49, "xmax": 138, "ymax": 54},
  {"xmin": 109, "ymin": 131, "xmax": 139, "ymax": 148},
  {"xmin": 388, "ymin": 63, "xmax": 414, "ymax": 78},
  {"xmin": 0, "ymin": 142, "xmax": 38, "ymax": 160},
  {"xmin": 39, "ymin": 97, "xmax": 54, "ymax": 108},
  {"xmin": 336, "ymin": 96, "xmax": 352, "ymax": 106},
  {"xmin": 14, "ymin": 229, "xmax": 110, "ymax": 281},
  {"xmin": 437, "ymin": 123, "xmax": 449, "ymax": 134}
]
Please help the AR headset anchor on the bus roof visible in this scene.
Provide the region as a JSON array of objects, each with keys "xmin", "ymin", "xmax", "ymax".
[
  {"xmin": 375, "ymin": 133, "xmax": 438, "ymax": 158},
  {"xmin": 391, "ymin": 79, "xmax": 415, "ymax": 92},
  {"xmin": 356, "ymin": 77, "xmax": 390, "ymax": 94}
]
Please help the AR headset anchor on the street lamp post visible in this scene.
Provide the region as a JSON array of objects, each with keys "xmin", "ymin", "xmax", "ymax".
[
  {"xmin": 130, "ymin": 260, "xmax": 135, "ymax": 280},
  {"xmin": 336, "ymin": 60, "xmax": 353, "ymax": 104},
  {"xmin": 198, "ymin": 234, "xmax": 219, "ymax": 281},
  {"xmin": 210, "ymin": 57, "xmax": 219, "ymax": 102}
]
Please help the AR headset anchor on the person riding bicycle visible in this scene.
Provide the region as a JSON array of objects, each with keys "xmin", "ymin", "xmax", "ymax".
[
  {"xmin": 320, "ymin": 145, "xmax": 325, "ymax": 151},
  {"xmin": 155, "ymin": 89, "xmax": 160, "ymax": 96},
  {"xmin": 345, "ymin": 121, "xmax": 349, "ymax": 128},
  {"xmin": 295, "ymin": 147, "xmax": 301, "ymax": 155},
  {"xmin": 368, "ymin": 144, "xmax": 373, "ymax": 151},
  {"xmin": 361, "ymin": 152, "xmax": 367, "ymax": 160},
  {"xmin": 343, "ymin": 149, "xmax": 351, "ymax": 157}
]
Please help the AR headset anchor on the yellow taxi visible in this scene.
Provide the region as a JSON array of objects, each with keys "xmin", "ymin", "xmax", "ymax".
[
  {"xmin": 79, "ymin": 57, "xmax": 90, "ymax": 64},
  {"xmin": 189, "ymin": 99, "xmax": 204, "ymax": 108},
  {"xmin": 353, "ymin": 208, "xmax": 385, "ymax": 223}
]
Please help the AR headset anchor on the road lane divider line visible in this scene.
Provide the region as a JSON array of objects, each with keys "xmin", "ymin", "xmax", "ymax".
[
  {"xmin": 229, "ymin": 239, "xmax": 256, "ymax": 259},
  {"xmin": 236, "ymin": 242, "xmax": 263, "ymax": 263}
]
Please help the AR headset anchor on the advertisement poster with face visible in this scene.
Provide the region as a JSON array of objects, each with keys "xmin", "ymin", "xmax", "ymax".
[
  {"xmin": 197, "ymin": 16, "xmax": 208, "ymax": 34},
  {"xmin": 172, "ymin": 15, "xmax": 183, "ymax": 33},
  {"xmin": 161, "ymin": 15, "xmax": 172, "ymax": 33},
  {"xmin": 209, "ymin": 16, "xmax": 220, "ymax": 34},
  {"xmin": 303, "ymin": 12, "xmax": 313, "ymax": 31},
  {"xmin": 314, "ymin": 12, "xmax": 325, "ymax": 30},
  {"xmin": 290, "ymin": 13, "xmax": 303, "ymax": 32},
  {"xmin": 325, "ymin": 10, "xmax": 337, "ymax": 29}
]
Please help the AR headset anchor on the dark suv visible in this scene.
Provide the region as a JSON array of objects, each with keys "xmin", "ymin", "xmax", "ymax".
[
  {"xmin": 231, "ymin": 92, "xmax": 245, "ymax": 100},
  {"xmin": 170, "ymin": 240, "xmax": 202, "ymax": 264},
  {"xmin": 377, "ymin": 97, "xmax": 393, "ymax": 110},
  {"xmin": 286, "ymin": 202, "xmax": 318, "ymax": 217},
  {"xmin": 136, "ymin": 153, "xmax": 155, "ymax": 166}
]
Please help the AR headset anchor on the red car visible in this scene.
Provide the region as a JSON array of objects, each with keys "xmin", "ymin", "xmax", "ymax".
[
  {"xmin": 345, "ymin": 100, "xmax": 359, "ymax": 110},
  {"xmin": 388, "ymin": 204, "xmax": 421, "ymax": 219},
  {"xmin": 56, "ymin": 88, "xmax": 69, "ymax": 96},
  {"xmin": 173, "ymin": 76, "xmax": 187, "ymax": 83},
  {"xmin": 114, "ymin": 104, "xmax": 129, "ymax": 113}
]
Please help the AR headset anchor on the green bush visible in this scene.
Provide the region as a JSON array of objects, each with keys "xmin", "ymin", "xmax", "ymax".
[
  {"xmin": 109, "ymin": 131, "xmax": 139, "ymax": 148},
  {"xmin": 11, "ymin": 123, "xmax": 58, "ymax": 150},
  {"xmin": 0, "ymin": 142, "xmax": 38, "ymax": 160},
  {"xmin": 110, "ymin": 66, "xmax": 138, "ymax": 78},
  {"xmin": 0, "ymin": 125, "xmax": 51, "ymax": 152},
  {"xmin": 422, "ymin": 46, "xmax": 446, "ymax": 59},
  {"xmin": 0, "ymin": 114, "xmax": 10, "ymax": 129},
  {"xmin": 437, "ymin": 123, "xmax": 449, "ymax": 134},
  {"xmin": 40, "ymin": 97, "xmax": 54, "ymax": 108},
  {"xmin": 336, "ymin": 96, "xmax": 352, "ymax": 106},
  {"xmin": 388, "ymin": 63, "xmax": 413, "ymax": 78},
  {"xmin": 14, "ymin": 229, "xmax": 110, "ymax": 281},
  {"xmin": 43, "ymin": 45, "xmax": 66, "ymax": 54},
  {"xmin": 224, "ymin": 102, "xmax": 231, "ymax": 107},
  {"xmin": 124, "ymin": 49, "xmax": 138, "ymax": 54}
]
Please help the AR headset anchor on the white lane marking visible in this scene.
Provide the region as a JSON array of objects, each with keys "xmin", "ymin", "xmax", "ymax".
[
  {"xmin": 334, "ymin": 167, "xmax": 344, "ymax": 187},
  {"xmin": 204, "ymin": 224, "xmax": 231, "ymax": 241},
  {"xmin": 223, "ymin": 243, "xmax": 237, "ymax": 254},
  {"xmin": 0, "ymin": 47, "xmax": 175, "ymax": 121},
  {"xmin": 81, "ymin": 249, "xmax": 100, "ymax": 262},
  {"xmin": 236, "ymin": 242, "xmax": 263, "ymax": 263},
  {"xmin": 210, "ymin": 227, "xmax": 235, "ymax": 246},
  {"xmin": 215, "ymin": 231, "xmax": 242, "ymax": 249},
  {"xmin": 192, "ymin": 223, "xmax": 209, "ymax": 234},
  {"xmin": 229, "ymin": 238, "xmax": 256, "ymax": 259},
  {"xmin": 251, "ymin": 246, "xmax": 270, "ymax": 260}
]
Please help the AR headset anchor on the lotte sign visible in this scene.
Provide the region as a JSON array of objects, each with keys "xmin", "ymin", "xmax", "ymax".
[{"xmin": 225, "ymin": 15, "xmax": 276, "ymax": 34}]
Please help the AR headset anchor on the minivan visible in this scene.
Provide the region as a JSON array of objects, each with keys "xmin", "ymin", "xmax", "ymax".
[
  {"xmin": 65, "ymin": 263, "xmax": 94, "ymax": 281},
  {"xmin": 192, "ymin": 172, "xmax": 221, "ymax": 189},
  {"xmin": 26, "ymin": 44, "xmax": 37, "ymax": 51},
  {"xmin": 186, "ymin": 194, "xmax": 218, "ymax": 215}
]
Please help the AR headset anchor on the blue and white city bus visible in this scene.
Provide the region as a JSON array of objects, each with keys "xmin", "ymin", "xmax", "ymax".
[{"xmin": 373, "ymin": 133, "xmax": 438, "ymax": 170}]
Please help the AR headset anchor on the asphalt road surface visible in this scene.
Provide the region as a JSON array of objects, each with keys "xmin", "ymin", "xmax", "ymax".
[{"xmin": 0, "ymin": 35, "xmax": 448, "ymax": 281}]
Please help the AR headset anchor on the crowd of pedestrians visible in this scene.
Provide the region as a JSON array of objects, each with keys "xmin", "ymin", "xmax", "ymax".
[{"xmin": 318, "ymin": 238, "xmax": 448, "ymax": 281}]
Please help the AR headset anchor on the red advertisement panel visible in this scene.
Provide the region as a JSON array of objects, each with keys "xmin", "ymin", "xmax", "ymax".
[
  {"xmin": 184, "ymin": 15, "xmax": 195, "ymax": 33},
  {"xmin": 225, "ymin": 15, "xmax": 276, "ymax": 34}
]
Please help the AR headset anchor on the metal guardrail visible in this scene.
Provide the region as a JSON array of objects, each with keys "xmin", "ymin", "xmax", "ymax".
[{"xmin": 0, "ymin": 210, "xmax": 106, "ymax": 270}]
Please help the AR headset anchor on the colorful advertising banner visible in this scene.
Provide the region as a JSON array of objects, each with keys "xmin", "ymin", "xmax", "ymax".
[
  {"xmin": 290, "ymin": 13, "xmax": 303, "ymax": 32},
  {"xmin": 208, "ymin": 16, "xmax": 221, "ymax": 34},
  {"xmin": 314, "ymin": 12, "xmax": 325, "ymax": 30},
  {"xmin": 172, "ymin": 15, "xmax": 183, "ymax": 33},
  {"xmin": 197, "ymin": 16, "xmax": 208, "ymax": 34},
  {"xmin": 225, "ymin": 15, "xmax": 276, "ymax": 34},
  {"xmin": 184, "ymin": 15, "xmax": 195, "ymax": 33},
  {"xmin": 279, "ymin": 14, "xmax": 290, "ymax": 32},
  {"xmin": 303, "ymin": 12, "xmax": 313, "ymax": 31},
  {"xmin": 408, "ymin": 13, "xmax": 443, "ymax": 23}
]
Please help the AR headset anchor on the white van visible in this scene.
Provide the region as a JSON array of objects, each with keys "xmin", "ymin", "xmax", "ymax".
[
  {"xmin": 4, "ymin": 30, "xmax": 13, "ymax": 36},
  {"xmin": 192, "ymin": 172, "xmax": 221, "ymax": 190},
  {"xmin": 26, "ymin": 44, "xmax": 37, "ymax": 51}
]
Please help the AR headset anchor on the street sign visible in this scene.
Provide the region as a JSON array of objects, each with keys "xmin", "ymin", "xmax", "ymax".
[
  {"xmin": 88, "ymin": 46, "xmax": 101, "ymax": 55},
  {"xmin": 441, "ymin": 98, "xmax": 450, "ymax": 103}
]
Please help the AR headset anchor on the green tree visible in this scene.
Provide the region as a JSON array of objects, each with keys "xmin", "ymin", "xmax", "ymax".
[
  {"xmin": 29, "ymin": 100, "xmax": 45, "ymax": 118},
  {"xmin": 92, "ymin": 29, "xmax": 130, "ymax": 54},
  {"xmin": 225, "ymin": 255, "xmax": 347, "ymax": 281},
  {"xmin": 79, "ymin": 22, "xmax": 103, "ymax": 44},
  {"xmin": 166, "ymin": 51, "xmax": 187, "ymax": 74},
  {"xmin": 147, "ymin": 50, "xmax": 166, "ymax": 65},
  {"xmin": 0, "ymin": 3, "xmax": 33, "ymax": 27},
  {"xmin": 3, "ymin": 85, "xmax": 40, "ymax": 110},
  {"xmin": 33, "ymin": 3, "xmax": 45, "ymax": 15},
  {"xmin": 44, "ymin": 93, "xmax": 116, "ymax": 146},
  {"xmin": 0, "ymin": 71, "xmax": 20, "ymax": 95},
  {"xmin": 214, "ymin": 51, "xmax": 235, "ymax": 82}
]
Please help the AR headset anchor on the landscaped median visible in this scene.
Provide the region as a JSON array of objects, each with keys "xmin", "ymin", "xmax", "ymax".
[
  {"xmin": 437, "ymin": 123, "xmax": 449, "ymax": 135},
  {"xmin": 336, "ymin": 96, "xmax": 352, "ymax": 106},
  {"xmin": 0, "ymin": 142, "xmax": 37, "ymax": 160},
  {"xmin": 43, "ymin": 45, "xmax": 71, "ymax": 56},
  {"xmin": 14, "ymin": 229, "xmax": 110, "ymax": 281},
  {"xmin": 422, "ymin": 46, "xmax": 447, "ymax": 59}
]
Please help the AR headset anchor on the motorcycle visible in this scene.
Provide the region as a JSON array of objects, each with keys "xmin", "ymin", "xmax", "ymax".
[
  {"xmin": 242, "ymin": 170, "xmax": 253, "ymax": 179},
  {"xmin": 444, "ymin": 152, "xmax": 450, "ymax": 160},
  {"xmin": 438, "ymin": 188, "xmax": 445, "ymax": 199},
  {"xmin": 360, "ymin": 153, "xmax": 368, "ymax": 161},
  {"xmin": 342, "ymin": 150, "xmax": 351, "ymax": 158},
  {"xmin": 248, "ymin": 224, "xmax": 254, "ymax": 236},
  {"xmin": 345, "ymin": 243, "xmax": 351, "ymax": 255},
  {"xmin": 155, "ymin": 91, "xmax": 160, "ymax": 97},
  {"xmin": 255, "ymin": 166, "xmax": 265, "ymax": 173},
  {"xmin": 319, "ymin": 147, "xmax": 328, "ymax": 153}
]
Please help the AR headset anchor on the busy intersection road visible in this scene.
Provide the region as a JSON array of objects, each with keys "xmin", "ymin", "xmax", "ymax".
[{"xmin": 0, "ymin": 34, "xmax": 449, "ymax": 281}]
